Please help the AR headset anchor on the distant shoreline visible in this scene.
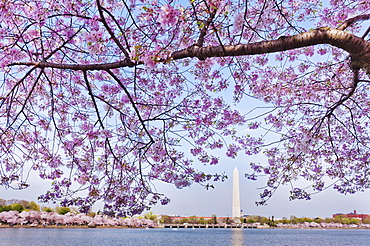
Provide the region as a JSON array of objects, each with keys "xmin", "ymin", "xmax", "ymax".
[
  {"xmin": 0, "ymin": 224, "xmax": 144, "ymax": 229},
  {"xmin": 1, "ymin": 224, "xmax": 369, "ymax": 230}
]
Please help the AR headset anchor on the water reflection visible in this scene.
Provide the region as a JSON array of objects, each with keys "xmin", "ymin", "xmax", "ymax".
[{"xmin": 231, "ymin": 228, "xmax": 245, "ymax": 246}]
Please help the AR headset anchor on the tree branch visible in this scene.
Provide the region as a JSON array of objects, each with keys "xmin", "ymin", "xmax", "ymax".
[
  {"xmin": 8, "ymin": 27, "xmax": 370, "ymax": 75},
  {"xmin": 172, "ymin": 27, "xmax": 370, "ymax": 74},
  {"xmin": 96, "ymin": 0, "xmax": 131, "ymax": 59},
  {"xmin": 337, "ymin": 14, "xmax": 370, "ymax": 31},
  {"xmin": 173, "ymin": 27, "xmax": 368, "ymax": 58},
  {"xmin": 9, "ymin": 59, "xmax": 136, "ymax": 70},
  {"xmin": 105, "ymin": 69, "xmax": 154, "ymax": 144},
  {"xmin": 195, "ymin": 2, "xmax": 218, "ymax": 47}
]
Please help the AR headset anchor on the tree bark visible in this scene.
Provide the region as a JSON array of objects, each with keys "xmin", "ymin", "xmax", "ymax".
[{"xmin": 172, "ymin": 27, "xmax": 370, "ymax": 75}]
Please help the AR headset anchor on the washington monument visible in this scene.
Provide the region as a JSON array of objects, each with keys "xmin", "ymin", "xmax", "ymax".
[{"xmin": 232, "ymin": 167, "xmax": 241, "ymax": 219}]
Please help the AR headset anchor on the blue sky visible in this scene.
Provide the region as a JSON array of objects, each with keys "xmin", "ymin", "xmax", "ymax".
[
  {"xmin": 148, "ymin": 151, "xmax": 370, "ymax": 219},
  {"xmin": 151, "ymin": 168, "xmax": 370, "ymax": 219}
]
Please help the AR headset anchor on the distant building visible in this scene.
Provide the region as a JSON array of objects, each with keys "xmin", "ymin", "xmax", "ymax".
[{"xmin": 333, "ymin": 210, "xmax": 370, "ymax": 220}]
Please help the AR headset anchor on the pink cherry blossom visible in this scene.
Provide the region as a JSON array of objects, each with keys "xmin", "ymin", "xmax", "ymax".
[{"xmin": 159, "ymin": 4, "xmax": 181, "ymax": 28}]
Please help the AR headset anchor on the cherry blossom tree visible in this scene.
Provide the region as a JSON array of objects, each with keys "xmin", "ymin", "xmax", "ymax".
[
  {"xmin": 1, "ymin": 0, "xmax": 370, "ymax": 215},
  {"xmin": 19, "ymin": 210, "xmax": 42, "ymax": 223},
  {"xmin": 0, "ymin": 210, "xmax": 19, "ymax": 225}
]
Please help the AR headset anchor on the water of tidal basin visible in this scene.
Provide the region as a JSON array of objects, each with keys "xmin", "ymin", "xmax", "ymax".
[{"xmin": 1, "ymin": 227, "xmax": 370, "ymax": 246}]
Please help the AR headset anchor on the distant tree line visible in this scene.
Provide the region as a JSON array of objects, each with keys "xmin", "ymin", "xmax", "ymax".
[
  {"xmin": 160, "ymin": 214, "xmax": 227, "ymax": 225},
  {"xmin": 0, "ymin": 198, "xmax": 72, "ymax": 215},
  {"xmin": 158, "ymin": 214, "xmax": 370, "ymax": 226},
  {"xmin": 246, "ymin": 215, "xmax": 367, "ymax": 226}
]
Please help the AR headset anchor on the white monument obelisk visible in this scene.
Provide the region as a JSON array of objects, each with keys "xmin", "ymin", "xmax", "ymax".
[{"xmin": 232, "ymin": 167, "xmax": 241, "ymax": 219}]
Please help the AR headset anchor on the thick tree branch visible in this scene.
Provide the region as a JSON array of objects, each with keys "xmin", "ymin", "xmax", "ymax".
[
  {"xmin": 172, "ymin": 27, "xmax": 370, "ymax": 74},
  {"xmin": 173, "ymin": 27, "xmax": 368, "ymax": 58}
]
